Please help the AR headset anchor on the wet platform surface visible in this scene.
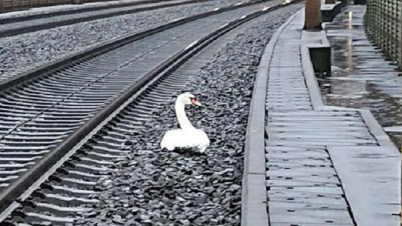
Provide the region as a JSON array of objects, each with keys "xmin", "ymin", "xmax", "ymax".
[
  {"xmin": 320, "ymin": 5, "xmax": 402, "ymax": 148},
  {"xmin": 264, "ymin": 7, "xmax": 400, "ymax": 226}
]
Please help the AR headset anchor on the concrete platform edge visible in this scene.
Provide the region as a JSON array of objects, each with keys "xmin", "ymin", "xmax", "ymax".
[
  {"xmin": 359, "ymin": 109, "xmax": 399, "ymax": 151},
  {"xmin": 321, "ymin": 1, "xmax": 343, "ymax": 22},
  {"xmin": 301, "ymin": 44, "xmax": 325, "ymax": 109},
  {"xmin": 241, "ymin": 11, "xmax": 299, "ymax": 226}
]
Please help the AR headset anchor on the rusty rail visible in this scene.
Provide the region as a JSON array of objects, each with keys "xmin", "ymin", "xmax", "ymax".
[{"xmin": 365, "ymin": 0, "xmax": 402, "ymax": 70}]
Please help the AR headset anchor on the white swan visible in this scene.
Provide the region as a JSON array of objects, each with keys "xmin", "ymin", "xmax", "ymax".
[{"xmin": 160, "ymin": 92, "xmax": 210, "ymax": 153}]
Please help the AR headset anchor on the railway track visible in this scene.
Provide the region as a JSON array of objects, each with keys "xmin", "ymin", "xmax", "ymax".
[
  {"xmin": 0, "ymin": 0, "xmax": 225, "ymax": 38},
  {"xmin": 0, "ymin": 0, "xmax": 177, "ymax": 23},
  {"xmin": 0, "ymin": 0, "xmax": 300, "ymax": 224}
]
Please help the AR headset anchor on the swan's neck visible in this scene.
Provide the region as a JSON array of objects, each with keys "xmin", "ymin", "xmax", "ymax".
[{"xmin": 175, "ymin": 101, "xmax": 194, "ymax": 130}]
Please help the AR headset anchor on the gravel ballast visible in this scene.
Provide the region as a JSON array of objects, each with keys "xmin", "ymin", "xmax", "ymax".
[
  {"xmin": 0, "ymin": 0, "xmax": 157, "ymax": 20},
  {"xmin": 0, "ymin": 0, "xmax": 249, "ymax": 81},
  {"xmin": 76, "ymin": 4, "xmax": 302, "ymax": 225}
]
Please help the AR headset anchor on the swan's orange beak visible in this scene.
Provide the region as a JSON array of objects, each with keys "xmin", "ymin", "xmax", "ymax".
[{"xmin": 191, "ymin": 98, "xmax": 201, "ymax": 106}]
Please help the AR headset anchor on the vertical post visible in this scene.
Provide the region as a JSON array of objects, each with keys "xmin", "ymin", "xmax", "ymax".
[
  {"xmin": 372, "ymin": 0, "xmax": 377, "ymax": 43},
  {"xmin": 304, "ymin": 0, "xmax": 322, "ymax": 30},
  {"xmin": 391, "ymin": 0, "xmax": 396, "ymax": 61},
  {"xmin": 380, "ymin": 0, "xmax": 385, "ymax": 52},
  {"xmin": 386, "ymin": 0, "xmax": 391, "ymax": 60}
]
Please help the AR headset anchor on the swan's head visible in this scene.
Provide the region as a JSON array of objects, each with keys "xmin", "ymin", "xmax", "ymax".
[{"xmin": 177, "ymin": 92, "xmax": 201, "ymax": 106}]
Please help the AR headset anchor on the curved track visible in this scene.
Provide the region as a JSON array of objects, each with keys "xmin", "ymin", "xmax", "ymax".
[
  {"xmin": 0, "ymin": 0, "xmax": 300, "ymax": 224},
  {"xmin": 0, "ymin": 0, "xmax": 219, "ymax": 38},
  {"xmin": 0, "ymin": 0, "xmax": 178, "ymax": 24}
]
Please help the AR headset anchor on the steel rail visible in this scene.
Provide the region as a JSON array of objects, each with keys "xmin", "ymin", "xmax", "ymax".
[
  {"xmin": 0, "ymin": 0, "xmax": 249, "ymax": 38},
  {"xmin": 0, "ymin": 0, "xmax": 278, "ymax": 198},
  {"xmin": 0, "ymin": 1, "xmax": 301, "ymax": 223},
  {"xmin": 0, "ymin": 0, "xmax": 266, "ymax": 92},
  {"xmin": 0, "ymin": 0, "xmax": 176, "ymax": 24},
  {"xmin": 0, "ymin": 0, "xmax": 285, "ymax": 216}
]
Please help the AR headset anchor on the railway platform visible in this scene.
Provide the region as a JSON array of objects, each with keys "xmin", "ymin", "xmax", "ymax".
[{"xmin": 242, "ymin": 5, "xmax": 401, "ymax": 226}]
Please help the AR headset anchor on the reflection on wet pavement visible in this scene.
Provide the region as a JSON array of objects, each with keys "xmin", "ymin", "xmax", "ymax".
[{"xmin": 318, "ymin": 5, "xmax": 402, "ymax": 149}]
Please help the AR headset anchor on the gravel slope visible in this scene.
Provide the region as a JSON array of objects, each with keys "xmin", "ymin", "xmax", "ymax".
[
  {"xmin": 0, "ymin": 0, "xmax": 249, "ymax": 81},
  {"xmin": 75, "ymin": 3, "xmax": 302, "ymax": 225}
]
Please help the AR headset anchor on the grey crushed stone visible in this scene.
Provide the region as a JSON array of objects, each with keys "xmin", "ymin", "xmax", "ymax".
[
  {"xmin": 75, "ymin": 3, "xmax": 302, "ymax": 226},
  {"xmin": 0, "ymin": 0, "xmax": 153, "ymax": 20},
  {"xmin": 0, "ymin": 0, "xmax": 248, "ymax": 81}
]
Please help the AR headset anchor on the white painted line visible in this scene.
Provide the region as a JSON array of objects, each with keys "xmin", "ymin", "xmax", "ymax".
[
  {"xmin": 235, "ymin": 2, "xmax": 243, "ymax": 6},
  {"xmin": 241, "ymin": 15, "xmax": 247, "ymax": 19},
  {"xmin": 213, "ymin": 7, "xmax": 220, "ymax": 11}
]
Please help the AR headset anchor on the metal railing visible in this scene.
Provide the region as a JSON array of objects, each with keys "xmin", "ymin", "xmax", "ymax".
[{"xmin": 365, "ymin": 0, "xmax": 402, "ymax": 70}]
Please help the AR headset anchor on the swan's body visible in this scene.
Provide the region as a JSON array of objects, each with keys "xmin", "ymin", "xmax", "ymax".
[
  {"xmin": 160, "ymin": 92, "xmax": 210, "ymax": 153},
  {"xmin": 160, "ymin": 128, "xmax": 209, "ymax": 153}
]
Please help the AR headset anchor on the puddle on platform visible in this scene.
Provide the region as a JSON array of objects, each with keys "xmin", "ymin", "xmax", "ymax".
[{"xmin": 318, "ymin": 7, "xmax": 402, "ymax": 150}]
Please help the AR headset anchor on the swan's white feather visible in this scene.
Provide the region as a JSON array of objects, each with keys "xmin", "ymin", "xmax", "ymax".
[{"xmin": 161, "ymin": 128, "xmax": 210, "ymax": 153}]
